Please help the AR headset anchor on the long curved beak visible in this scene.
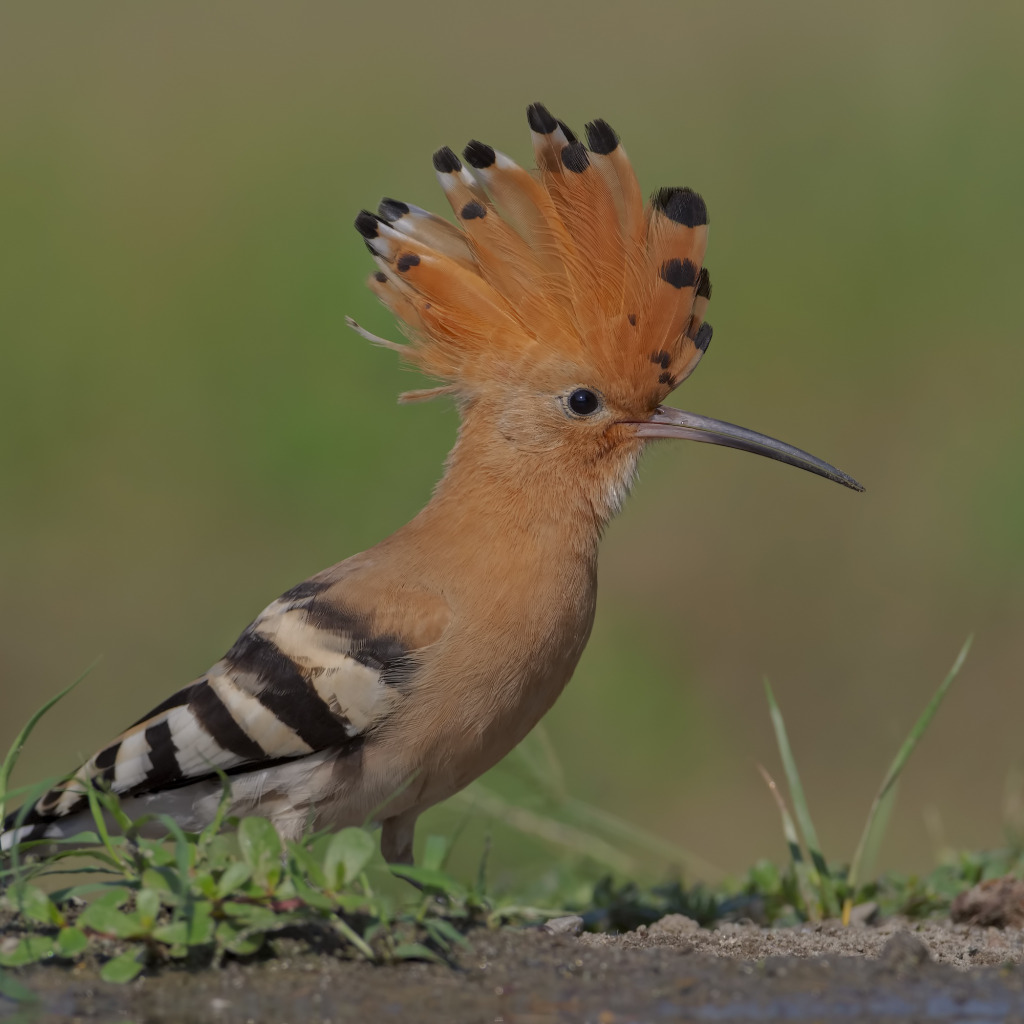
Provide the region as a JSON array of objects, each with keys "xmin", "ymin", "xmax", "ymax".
[{"xmin": 633, "ymin": 406, "xmax": 864, "ymax": 492}]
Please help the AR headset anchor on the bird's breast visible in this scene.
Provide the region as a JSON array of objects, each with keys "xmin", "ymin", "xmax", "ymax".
[{"xmin": 387, "ymin": 554, "xmax": 598, "ymax": 798}]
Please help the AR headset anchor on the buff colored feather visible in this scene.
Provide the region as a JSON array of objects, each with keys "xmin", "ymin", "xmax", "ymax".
[
  {"xmin": 3, "ymin": 102, "xmax": 861, "ymax": 868},
  {"xmin": 356, "ymin": 101, "xmax": 714, "ymax": 410}
]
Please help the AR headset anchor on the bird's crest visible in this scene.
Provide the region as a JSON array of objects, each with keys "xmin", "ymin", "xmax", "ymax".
[{"xmin": 354, "ymin": 102, "xmax": 712, "ymax": 411}]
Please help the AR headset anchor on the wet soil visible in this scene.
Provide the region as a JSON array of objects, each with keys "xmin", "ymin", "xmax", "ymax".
[{"xmin": 6, "ymin": 916, "xmax": 1024, "ymax": 1023}]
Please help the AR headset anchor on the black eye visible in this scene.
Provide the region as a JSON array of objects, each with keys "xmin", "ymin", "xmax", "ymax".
[{"xmin": 567, "ymin": 388, "xmax": 600, "ymax": 416}]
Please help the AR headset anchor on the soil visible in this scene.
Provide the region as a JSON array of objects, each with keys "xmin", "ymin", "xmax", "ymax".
[{"xmin": 6, "ymin": 915, "xmax": 1024, "ymax": 1023}]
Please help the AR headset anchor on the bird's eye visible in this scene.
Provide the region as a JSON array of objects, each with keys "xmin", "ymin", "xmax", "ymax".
[{"xmin": 567, "ymin": 388, "xmax": 601, "ymax": 416}]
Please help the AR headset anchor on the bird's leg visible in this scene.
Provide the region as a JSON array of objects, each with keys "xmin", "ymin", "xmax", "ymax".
[{"xmin": 381, "ymin": 809, "xmax": 419, "ymax": 865}]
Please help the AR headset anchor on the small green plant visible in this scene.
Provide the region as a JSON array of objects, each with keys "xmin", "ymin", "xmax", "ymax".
[
  {"xmin": 0, "ymin": 676, "xmax": 532, "ymax": 988},
  {"xmin": 1, "ymin": 778, "xmax": 506, "ymax": 983},
  {"xmin": 758, "ymin": 635, "xmax": 973, "ymax": 923},
  {"xmin": 0, "ymin": 639, "xmax": 1010, "ymax": 1002}
]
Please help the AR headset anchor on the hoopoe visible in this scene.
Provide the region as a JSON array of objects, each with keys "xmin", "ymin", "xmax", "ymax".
[{"xmin": 2, "ymin": 103, "xmax": 862, "ymax": 864}]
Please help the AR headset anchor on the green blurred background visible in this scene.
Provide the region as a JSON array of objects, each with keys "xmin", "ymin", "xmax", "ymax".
[{"xmin": 2, "ymin": 2, "xmax": 1022, "ymax": 887}]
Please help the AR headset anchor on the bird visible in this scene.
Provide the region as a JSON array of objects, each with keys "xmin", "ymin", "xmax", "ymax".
[{"xmin": 1, "ymin": 103, "xmax": 862, "ymax": 864}]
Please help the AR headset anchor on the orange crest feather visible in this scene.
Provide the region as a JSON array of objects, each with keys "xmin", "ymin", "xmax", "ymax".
[{"xmin": 355, "ymin": 103, "xmax": 713, "ymax": 411}]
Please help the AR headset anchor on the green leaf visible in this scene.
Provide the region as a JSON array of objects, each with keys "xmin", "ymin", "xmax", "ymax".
[
  {"xmin": 220, "ymin": 901, "xmax": 281, "ymax": 930},
  {"xmin": 238, "ymin": 816, "xmax": 282, "ymax": 862},
  {"xmin": 0, "ymin": 966, "xmax": 37, "ymax": 1003},
  {"xmin": 287, "ymin": 840, "xmax": 328, "ymax": 889},
  {"xmin": 136, "ymin": 837, "xmax": 177, "ymax": 867},
  {"xmin": 78, "ymin": 902, "xmax": 141, "ymax": 939},
  {"xmin": 90, "ymin": 886, "xmax": 133, "ymax": 909},
  {"xmin": 391, "ymin": 942, "xmax": 445, "ymax": 964},
  {"xmin": 424, "ymin": 917, "xmax": 470, "ymax": 950},
  {"xmin": 333, "ymin": 891, "xmax": 373, "ymax": 914},
  {"xmin": 51, "ymin": 829, "xmax": 103, "ymax": 847},
  {"xmin": 77, "ymin": 887, "xmax": 141, "ymax": 938},
  {"xmin": 140, "ymin": 866, "xmax": 177, "ymax": 895},
  {"xmin": 216, "ymin": 861, "xmax": 253, "ymax": 899},
  {"xmin": 5, "ymin": 882, "xmax": 63, "ymax": 927},
  {"xmin": 288, "ymin": 874, "xmax": 336, "ymax": 911},
  {"xmin": 193, "ymin": 870, "xmax": 218, "ymax": 900},
  {"xmin": 421, "ymin": 835, "xmax": 450, "ymax": 873},
  {"xmin": 238, "ymin": 817, "xmax": 282, "ymax": 888},
  {"xmin": 203, "ymin": 832, "xmax": 241, "ymax": 870},
  {"xmin": 215, "ymin": 920, "xmax": 265, "ymax": 957},
  {"xmin": 390, "ymin": 864, "xmax": 466, "ymax": 898},
  {"xmin": 135, "ymin": 888, "xmax": 161, "ymax": 929},
  {"xmin": 749, "ymin": 859, "xmax": 782, "ymax": 896},
  {"xmin": 322, "ymin": 828, "xmax": 375, "ymax": 890},
  {"xmin": 55, "ymin": 926, "xmax": 90, "ymax": 958},
  {"xmin": 50, "ymin": 881, "xmax": 126, "ymax": 904},
  {"xmin": 151, "ymin": 921, "xmax": 187, "ymax": 947},
  {"xmin": 0, "ymin": 935, "xmax": 55, "ymax": 967},
  {"xmin": 100, "ymin": 949, "xmax": 146, "ymax": 984},
  {"xmin": 156, "ymin": 900, "xmax": 217, "ymax": 948},
  {"xmin": 186, "ymin": 900, "xmax": 216, "ymax": 946}
]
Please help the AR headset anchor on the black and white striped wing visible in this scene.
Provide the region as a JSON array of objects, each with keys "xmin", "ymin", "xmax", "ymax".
[{"xmin": 7, "ymin": 580, "xmax": 419, "ymax": 838}]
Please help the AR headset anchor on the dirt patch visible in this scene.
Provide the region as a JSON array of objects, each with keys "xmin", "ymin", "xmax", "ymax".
[
  {"xmin": 952, "ymin": 877, "xmax": 1024, "ymax": 929},
  {"xmin": 6, "ymin": 917, "xmax": 1024, "ymax": 1023},
  {"xmin": 583, "ymin": 911, "xmax": 1024, "ymax": 968}
]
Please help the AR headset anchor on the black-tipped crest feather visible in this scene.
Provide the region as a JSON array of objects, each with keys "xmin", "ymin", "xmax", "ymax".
[
  {"xmin": 432, "ymin": 147, "xmax": 462, "ymax": 174},
  {"xmin": 357, "ymin": 104, "xmax": 714, "ymax": 402},
  {"xmin": 585, "ymin": 119, "xmax": 619, "ymax": 155}
]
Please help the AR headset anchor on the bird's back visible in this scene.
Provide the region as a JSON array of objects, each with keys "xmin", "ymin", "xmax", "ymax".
[
  {"xmin": 2, "ymin": 479, "xmax": 599, "ymax": 851},
  {"xmin": 5, "ymin": 100, "xmax": 856, "ymax": 864}
]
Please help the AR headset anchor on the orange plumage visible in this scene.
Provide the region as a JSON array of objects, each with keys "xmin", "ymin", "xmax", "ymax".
[
  {"xmin": 3, "ymin": 103, "xmax": 860, "ymax": 864},
  {"xmin": 355, "ymin": 104, "xmax": 713, "ymax": 417}
]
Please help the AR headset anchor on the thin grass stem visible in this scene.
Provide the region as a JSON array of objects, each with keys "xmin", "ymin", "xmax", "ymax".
[
  {"xmin": 757, "ymin": 763, "xmax": 820, "ymax": 921},
  {"xmin": 456, "ymin": 785, "xmax": 637, "ymax": 875},
  {"xmin": 0, "ymin": 663, "xmax": 96, "ymax": 824},
  {"xmin": 843, "ymin": 635, "xmax": 972, "ymax": 922},
  {"xmin": 764, "ymin": 680, "xmax": 839, "ymax": 917}
]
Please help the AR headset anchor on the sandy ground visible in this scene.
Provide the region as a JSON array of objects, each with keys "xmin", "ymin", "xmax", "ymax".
[{"xmin": 6, "ymin": 915, "xmax": 1024, "ymax": 1023}]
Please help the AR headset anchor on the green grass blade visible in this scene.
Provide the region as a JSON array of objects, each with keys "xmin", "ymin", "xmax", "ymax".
[
  {"xmin": 333, "ymin": 916, "xmax": 375, "ymax": 960},
  {"xmin": 512, "ymin": 723, "xmax": 569, "ymax": 803},
  {"xmin": 0, "ymin": 777, "xmax": 68, "ymax": 857},
  {"xmin": 513, "ymin": 721, "xmax": 720, "ymax": 879},
  {"xmin": 156, "ymin": 814, "xmax": 198, "ymax": 920},
  {"xmin": 0, "ymin": 777, "xmax": 70, "ymax": 805},
  {"xmin": 362, "ymin": 768, "xmax": 421, "ymax": 829},
  {"xmin": 847, "ymin": 635, "xmax": 972, "ymax": 898},
  {"xmin": 562, "ymin": 798, "xmax": 721, "ymax": 881},
  {"xmin": 857, "ymin": 780, "xmax": 899, "ymax": 887},
  {"xmin": 85, "ymin": 785, "xmax": 126, "ymax": 873},
  {"xmin": 764, "ymin": 680, "xmax": 839, "ymax": 917},
  {"xmin": 0, "ymin": 662, "xmax": 97, "ymax": 824},
  {"xmin": 456, "ymin": 784, "xmax": 636, "ymax": 875},
  {"xmin": 757, "ymin": 764, "xmax": 820, "ymax": 921}
]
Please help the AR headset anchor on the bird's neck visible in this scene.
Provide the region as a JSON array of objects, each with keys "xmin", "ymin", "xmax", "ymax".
[
  {"xmin": 436, "ymin": 425, "xmax": 602, "ymax": 552},
  {"xmin": 381, "ymin": 412, "xmax": 626, "ymax": 591}
]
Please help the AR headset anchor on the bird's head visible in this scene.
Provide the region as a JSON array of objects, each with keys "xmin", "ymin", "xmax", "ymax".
[{"xmin": 352, "ymin": 103, "xmax": 862, "ymax": 522}]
